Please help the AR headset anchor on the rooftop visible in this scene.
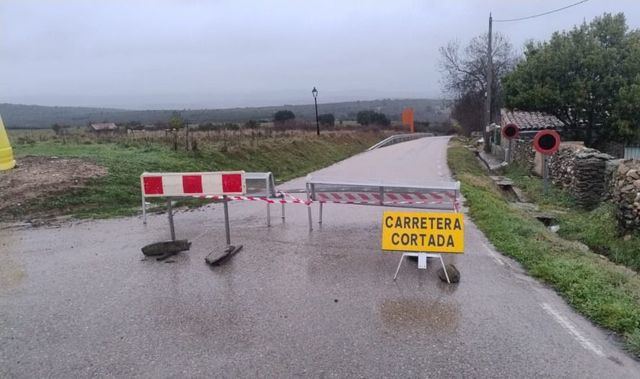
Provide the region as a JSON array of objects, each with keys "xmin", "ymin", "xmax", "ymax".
[
  {"xmin": 89, "ymin": 122, "xmax": 117, "ymax": 131},
  {"xmin": 500, "ymin": 109, "xmax": 564, "ymax": 131}
]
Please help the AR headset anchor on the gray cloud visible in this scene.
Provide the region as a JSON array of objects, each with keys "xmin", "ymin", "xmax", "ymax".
[{"xmin": 1, "ymin": 0, "xmax": 639, "ymax": 109}]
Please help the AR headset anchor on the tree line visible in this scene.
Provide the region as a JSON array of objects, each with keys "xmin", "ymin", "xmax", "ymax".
[
  {"xmin": 273, "ymin": 109, "xmax": 389, "ymax": 127},
  {"xmin": 440, "ymin": 12, "xmax": 640, "ymax": 148}
]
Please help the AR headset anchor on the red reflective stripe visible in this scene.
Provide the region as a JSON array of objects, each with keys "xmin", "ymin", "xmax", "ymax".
[
  {"xmin": 430, "ymin": 192, "xmax": 443, "ymax": 200},
  {"xmin": 143, "ymin": 176, "xmax": 164, "ymax": 195},
  {"xmin": 345, "ymin": 193, "xmax": 357, "ymax": 201},
  {"xmin": 358, "ymin": 193, "xmax": 369, "ymax": 200},
  {"xmin": 221, "ymin": 173, "xmax": 243, "ymax": 193},
  {"xmin": 414, "ymin": 192, "xmax": 429, "ymax": 200},
  {"xmin": 182, "ymin": 175, "xmax": 203, "ymax": 194},
  {"xmin": 401, "ymin": 193, "xmax": 413, "ymax": 200},
  {"xmin": 331, "ymin": 193, "xmax": 342, "ymax": 200},
  {"xmin": 386, "ymin": 193, "xmax": 398, "ymax": 200}
]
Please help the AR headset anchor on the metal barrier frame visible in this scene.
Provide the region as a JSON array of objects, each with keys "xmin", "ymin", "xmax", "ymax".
[
  {"xmin": 245, "ymin": 172, "xmax": 284, "ymax": 226},
  {"xmin": 305, "ymin": 178, "xmax": 460, "ymax": 230},
  {"xmin": 142, "ymin": 171, "xmax": 286, "ymax": 227},
  {"xmin": 305, "ymin": 178, "xmax": 461, "ymax": 282}
]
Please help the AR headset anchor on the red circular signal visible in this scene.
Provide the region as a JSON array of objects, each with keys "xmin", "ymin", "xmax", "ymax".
[
  {"xmin": 502, "ymin": 123, "xmax": 520, "ymax": 140},
  {"xmin": 533, "ymin": 129, "xmax": 561, "ymax": 155}
]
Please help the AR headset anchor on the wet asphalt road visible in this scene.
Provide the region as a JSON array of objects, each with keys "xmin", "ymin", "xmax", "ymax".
[{"xmin": 1, "ymin": 136, "xmax": 639, "ymax": 378}]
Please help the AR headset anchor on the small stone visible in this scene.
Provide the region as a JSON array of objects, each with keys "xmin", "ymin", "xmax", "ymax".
[
  {"xmin": 621, "ymin": 184, "xmax": 635, "ymax": 193},
  {"xmin": 619, "ymin": 167, "xmax": 630, "ymax": 177},
  {"xmin": 437, "ymin": 264, "xmax": 460, "ymax": 283}
]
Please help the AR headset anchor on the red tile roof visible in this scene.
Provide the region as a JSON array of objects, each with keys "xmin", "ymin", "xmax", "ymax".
[{"xmin": 500, "ymin": 109, "xmax": 564, "ymax": 131}]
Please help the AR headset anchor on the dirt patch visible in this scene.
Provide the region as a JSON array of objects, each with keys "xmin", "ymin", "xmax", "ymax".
[{"xmin": 0, "ymin": 156, "xmax": 107, "ymax": 220}]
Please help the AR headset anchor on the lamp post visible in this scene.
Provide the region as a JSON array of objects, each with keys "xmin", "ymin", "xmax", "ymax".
[{"xmin": 312, "ymin": 86, "xmax": 319, "ymax": 136}]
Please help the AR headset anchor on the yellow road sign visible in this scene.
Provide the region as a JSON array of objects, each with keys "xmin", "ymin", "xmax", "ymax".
[{"xmin": 381, "ymin": 211, "xmax": 464, "ymax": 253}]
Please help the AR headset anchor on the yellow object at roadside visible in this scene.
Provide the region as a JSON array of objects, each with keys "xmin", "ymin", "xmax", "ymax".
[{"xmin": 0, "ymin": 115, "xmax": 16, "ymax": 171}]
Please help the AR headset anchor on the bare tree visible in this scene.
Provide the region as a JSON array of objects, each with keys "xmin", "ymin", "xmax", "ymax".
[{"xmin": 440, "ymin": 32, "xmax": 518, "ymax": 134}]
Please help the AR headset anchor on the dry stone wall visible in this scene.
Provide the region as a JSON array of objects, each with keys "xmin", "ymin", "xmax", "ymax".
[
  {"xmin": 511, "ymin": 139, "xmax": 535, "ymax": 170},
  {"xmin": 506, "ymin": 138, "xmax": 639, "ymax": 231},
  {"xmin": 613, "ymin": 160, "xmax": 640, "ymax": 231},
  {"xmin": 547, "ymin": 144, "xmax": 614, "ymax": 208}
]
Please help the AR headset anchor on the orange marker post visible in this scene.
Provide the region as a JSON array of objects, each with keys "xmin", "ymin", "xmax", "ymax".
[{"xmin": 401, "ymin": 108, "xmax": 415, "ymax": 133}]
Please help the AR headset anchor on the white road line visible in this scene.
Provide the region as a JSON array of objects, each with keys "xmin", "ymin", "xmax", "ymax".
[
  {"xmin": 540, "ymin": 303, "xmax": 605, "ymax": 357},
  {"xmin": 481, "ymin": 242, "xmax": 505, "ymax": 266}
]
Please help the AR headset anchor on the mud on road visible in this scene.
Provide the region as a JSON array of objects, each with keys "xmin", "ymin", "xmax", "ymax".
[{"xmin": 0, "ymin": 156, "xmax": 107, "ymax": 221}]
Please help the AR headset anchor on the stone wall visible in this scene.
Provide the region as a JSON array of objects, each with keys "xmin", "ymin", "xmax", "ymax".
[
  {"xmin": 613, "ymin": 160, "xmax": 640, "ymax": 231},
  {"xmin": 511, "ymin": 138, "xmax": 535, "ymax": 170},
  {"xmin": 506, "ymin": 138, "xmax": 640, "ymax": 231},
  {"xmin": 547, "ymin": 144, "xmax": 614, "ymax": 208},
  {"xmin": 547, "ymin": 144, "xmax": 583, "ymax": 189}
]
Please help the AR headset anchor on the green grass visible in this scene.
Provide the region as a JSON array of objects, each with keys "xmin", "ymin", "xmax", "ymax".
[
  {"xmin": 504, "ymin": 164, "xmax": 640, "ymax": 272},
  {"xmin": 8, "ymin": 132, "xmax": 384, "ymax": 220},
  {"xmin": 448, "ymin": 139, "xmax": 640, "ymax": 357}
]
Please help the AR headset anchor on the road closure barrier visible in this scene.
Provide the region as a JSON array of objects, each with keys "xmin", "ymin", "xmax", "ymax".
[
  {"xmin": 140, "ymin": 171, "xmax": 312, "ymax": 245},
  {"xmin": 141, "ymin": 171, "xmax": 246, "ymax": 245},
  {"xmin": 305, "ymin": 176, "xmax": 463, "ymax": 282},
  {"xmin": 305, "ymin": 177, "xmax": 460, "ymax": 229}
]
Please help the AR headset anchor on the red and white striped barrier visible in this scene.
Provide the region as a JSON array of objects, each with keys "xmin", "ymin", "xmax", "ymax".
[
  {"xmin": 314, "ymin": 191, "xmax": 456, "ymax": 206},
  {"xmin": 199, "ymin": 193, "xmax": 312, "ymax": 205},
  {"xmin": 141, "ymin": 171, "xmax": 246, "ymax": 197},
  {"xmin": 140, "ymin": 171, "xmax": 248, "ymax": 244}
]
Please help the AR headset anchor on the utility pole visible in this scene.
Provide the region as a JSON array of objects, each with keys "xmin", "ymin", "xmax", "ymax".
[{"xmin": 484, "ymin": 13, "xmax": 493, "ymax": 153}]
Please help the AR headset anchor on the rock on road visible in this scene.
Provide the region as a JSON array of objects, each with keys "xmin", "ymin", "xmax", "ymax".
[{"xmin": 1, "ymin": 136, "xmax": 638, "ymax": 377}]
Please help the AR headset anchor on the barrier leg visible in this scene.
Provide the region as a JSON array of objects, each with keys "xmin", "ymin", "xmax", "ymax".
[
  {"xmin": 393, "ymin": 253, "xmax": 406, "ymax": 281},
  {"xmin": 142, "ymin": 194, "xmax": 147, "ymax": 225},
  {"xmin": 439, "ymin": 255, "xmax": 451, "ymax": 284},
  {"xmin": 266, "ymin": 202, "xmax": 271, "ymax": 227},
  {"xmin": 319, "ymin": 202, "xmax": 323, "ymax": 224},
  {"xmin": 167, "ymin": 198, "xmax": 175, "ymax": 241},
  {"xmin": 418, "ymin": 253, "xmax": 427, "ymax": 269},
  {"xmin": 223, "ymin": 195, "xmax": 231, "ymax": 245},
  {"xmin": 281, "ymin": 203, "xmax": 285, "ymax": 222},
  {"xmin": 306, "ymin": 185, "xmax": 313, "ymax": 231}
]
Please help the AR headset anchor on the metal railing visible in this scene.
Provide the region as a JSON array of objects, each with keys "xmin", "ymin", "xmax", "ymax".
[
  {"xmin": 305, "ymin": 178, "xmax": 460, "ymax": 230},
  {"xmin": 367, "ymin": 133, "xmax": 434, "ymax": 151},
  {"xmin": 243, "ymin": 172, "xmax": 285, "ymax": 226},
  {"xmin": 245, "ymin": 172, "xmax": 278, "ymax": 198}
]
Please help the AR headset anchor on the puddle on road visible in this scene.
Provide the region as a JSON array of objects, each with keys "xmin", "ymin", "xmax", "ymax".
[
  {"xmin": 380, "ymin": 299, "xmax": 460, "ymax": 333},
  {"xmin": 0, "ymin": 231, "xmax": 26, "ymax": 292}
]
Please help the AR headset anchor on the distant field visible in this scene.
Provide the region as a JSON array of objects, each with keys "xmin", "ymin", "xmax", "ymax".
[
  {"xmin": 3, "ymin": 128, "xmax": 390, "ymax": 221},
  {"xmin": 0, "ymin": 98, "xmax": 451, "ymax": 128}
]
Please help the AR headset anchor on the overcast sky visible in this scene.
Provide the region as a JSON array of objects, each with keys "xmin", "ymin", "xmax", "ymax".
[{"xmin": 1, "ymin": 0, "xmax": 639, "ymax": 110}]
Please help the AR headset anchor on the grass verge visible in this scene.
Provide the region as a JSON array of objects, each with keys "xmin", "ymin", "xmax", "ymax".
[
  {"xmin": 448, "ymin": 138, "xmax": 640, "ymax": 357},
  {"xmin": 7, "ymin": 131, "xmax": 384, "ymax": 220},
  {"xmin": 503, "ymin": 164, "xmax": 640, "ymax": 272}
]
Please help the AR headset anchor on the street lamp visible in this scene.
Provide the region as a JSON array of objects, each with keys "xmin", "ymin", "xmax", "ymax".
[{"xmin": 312, "ymin": 86, "xmax": 319, "ymax": 136}]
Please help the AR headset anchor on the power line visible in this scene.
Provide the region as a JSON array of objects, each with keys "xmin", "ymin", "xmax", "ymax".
[{"xmin": 494, "ymin": 0, "xmax": 589, "ymax": 23}]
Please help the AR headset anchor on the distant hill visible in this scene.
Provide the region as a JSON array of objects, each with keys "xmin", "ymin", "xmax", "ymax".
[{"xmin": 0, "ymin": 99, "xmax": 450, "ymax": 129}]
